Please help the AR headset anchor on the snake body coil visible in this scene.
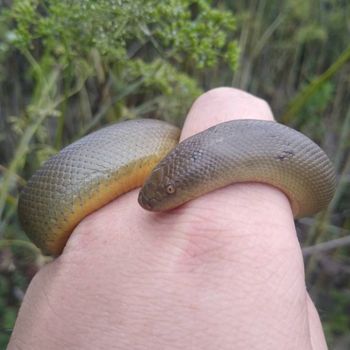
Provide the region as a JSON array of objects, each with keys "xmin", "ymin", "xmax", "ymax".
[
  {"xmin": 18, "ymin": 119, "xmax": 336, "ymax": 256},
  {"xmin": 18, "ymin": 119, "xmax": 180, "ymax": 255}
]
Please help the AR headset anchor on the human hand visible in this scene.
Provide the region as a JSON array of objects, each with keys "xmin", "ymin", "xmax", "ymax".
[{"xmin": 9, "ymin": 88, "xmax": 327, "ymax": 350}]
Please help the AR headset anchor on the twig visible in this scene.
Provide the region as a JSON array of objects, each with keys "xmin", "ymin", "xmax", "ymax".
[
  {"xmin": 282, "ymin": 45, "xmax": 350, "ymax": 124},
  {"xmin": 0, "ymin": 239, "xmax": 41, "ymax": 255},
  {"xmin": 302, "ymin": 235, "xmax": 350, "ymax": 257},
  {"xmin": 78, "ymin": 77, "xmax": 145, "ymax": 137}
]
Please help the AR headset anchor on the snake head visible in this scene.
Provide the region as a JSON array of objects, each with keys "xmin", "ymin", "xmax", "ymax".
[
  {"xmin": 138, "ymin": 137, "xmax": 212, "ymax": 212},
  {"xmin": 138, "ymin": 163, "xmax": 179, "ymax": 211}
]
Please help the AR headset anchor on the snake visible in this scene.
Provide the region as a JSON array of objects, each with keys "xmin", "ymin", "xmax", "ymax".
[{"xmin": 18, "ymin": 118, "xmax": 336, "ymax": 256}]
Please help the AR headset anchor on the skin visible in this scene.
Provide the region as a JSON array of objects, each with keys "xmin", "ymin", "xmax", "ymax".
[{"xmin": 9, "ymin": 87, "xmax": 328, "ymax": 350}]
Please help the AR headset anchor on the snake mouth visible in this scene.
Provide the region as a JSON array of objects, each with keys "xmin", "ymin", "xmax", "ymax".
[{"xmin": 138, "ymin": 190, "xmax": 154, "ymax": 211}]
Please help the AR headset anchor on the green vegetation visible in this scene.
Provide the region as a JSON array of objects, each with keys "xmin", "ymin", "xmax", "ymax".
[{"xmin": 0, "ymin": 0, "xmax": 349, "ymax": 348}]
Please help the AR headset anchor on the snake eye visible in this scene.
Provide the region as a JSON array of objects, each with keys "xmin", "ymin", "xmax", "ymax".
[{"xmin": 166, "ymin": 184, "xmax": 176, "ymax": 194}]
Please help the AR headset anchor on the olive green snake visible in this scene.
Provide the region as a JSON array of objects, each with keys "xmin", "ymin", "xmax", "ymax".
[{"xmin": 18, "ymin": 119, "xmax": 336, "ymax": 256}]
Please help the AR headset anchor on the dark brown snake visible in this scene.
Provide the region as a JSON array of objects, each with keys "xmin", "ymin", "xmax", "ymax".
[{"xmin": 18, "ymin": 119, "xmax": 336, "ymax": 255}]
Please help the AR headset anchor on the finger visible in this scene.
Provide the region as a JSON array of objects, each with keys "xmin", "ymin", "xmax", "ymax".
[
  {"xmin": 178, "ymin": 86, "xmax": 294, "ymax": 231},
  {"xmin": 180, "ymin": 86, "xmax": 274, "ymax": 140}
]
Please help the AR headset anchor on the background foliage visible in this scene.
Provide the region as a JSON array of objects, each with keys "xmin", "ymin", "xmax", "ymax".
[{"xmin": 0, "ymin": 0, "xmax": 349, "ymax": 348}]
